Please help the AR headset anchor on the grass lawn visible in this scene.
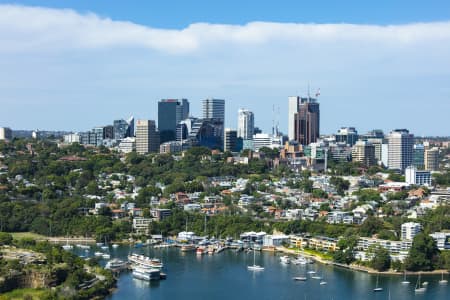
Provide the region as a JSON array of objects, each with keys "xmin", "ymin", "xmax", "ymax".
[
  {"xmin": 10, "ymin": 232, "xmax": 47, "ymax": 241},
  {"xmin": 0, "ymin": 288, "xmax": 49, "ymax": 300}
]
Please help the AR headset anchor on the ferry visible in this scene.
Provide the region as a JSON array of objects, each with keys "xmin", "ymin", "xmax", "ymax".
[
  {"xmin": 128, "ymin": 253, "xmax": 164, "ymax": 269},
  {"xmin": 132, "ymin": 266, "xmax": 161, "ymax": 281}
]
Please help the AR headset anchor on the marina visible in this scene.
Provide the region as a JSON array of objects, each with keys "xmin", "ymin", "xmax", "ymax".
[{"xmin": 102, "ymin": 246, "xmax": 449, "ymax": 300}]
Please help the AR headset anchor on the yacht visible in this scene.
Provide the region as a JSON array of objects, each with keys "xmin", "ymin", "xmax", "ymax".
[
  {"xmin": 414, "ymin": 274, "xmax": 426, "ymax": 293},
  {"xmin": 196, "ymin": 247, "xmax": 205, "ymax": 255},
  {"xmin": 401, "ymin": 270, "xmax": 410, "ymax": 284},
  {"xmin": 311, "ymin": 275, "xmax": 322, "ymax": 280},
  {"xmin": 373, "ymin": 275, "xmax": 383, "ymax": 292},
  {"xmin": 94, "ymin": 251, "xmax": 104, "ymax": 257},
  {"xmin": 280, "ymin": 255, "xmax": 290, "ymax": 264},
  {"xmin": 320, "ymin": 280, "xmax": 328, "ymax": 285},
  {"xmin": 293, "ymin": 276, "xmax": 307, "ymax": 281},
  {"xmin": 105, "ymin": 259, "xmax": 128, "ymax": 270},
  {"xmin": 180, "ymin": 244, "xmax": 196, "ymax": 252},
  {"xmin": 62, "ymin": 242, "xmax": 73, "ymax": 251},
  {"xmin": 439, "ymin": 272, "xmax": 448, "ymax": 285},
  {"xmin": 247, "ymin": 248, "xmax": 264, "ymax": 271},
  {"xmin": 102, "ymin": 253, "xmax": 111, "ymax": 260},
  {"xmin": 112, "ymin": 243, "xmax": 119, "ymax": 249}
]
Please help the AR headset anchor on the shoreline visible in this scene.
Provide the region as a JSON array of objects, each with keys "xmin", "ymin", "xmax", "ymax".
[{"xmin": 275, "ymin": 246, "xmax": 449, "ymax": 276}]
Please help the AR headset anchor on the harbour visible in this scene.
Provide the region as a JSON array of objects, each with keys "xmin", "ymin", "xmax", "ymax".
[{"xmin": 92, "ymin": 246, "xmax": 450, "ymax": 300}]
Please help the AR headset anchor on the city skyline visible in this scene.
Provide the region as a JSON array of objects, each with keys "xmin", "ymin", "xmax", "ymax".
[{"xmin": 0, "ymin": 2, "xmax": 449, "ymax": 136}]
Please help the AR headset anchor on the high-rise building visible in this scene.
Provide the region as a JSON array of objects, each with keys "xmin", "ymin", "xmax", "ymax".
[
  {"xmin": 413, "ymin": 144, "xmax": 425, "ymax": 169},
  {"xmin": 352, "ymin": 140, "xmax": 376, "ymax": 166},
  {"xmin": 0, "ymin": 127, "xmax": 12, "ymax": 141},
  {"xmin": 113, "ymin": 116, "xmax": 134, "ymax": 140},
  {"xmin": 136, "ymin": 120, "xmax": 160, "ymax": 154},
  {"xmin": 202, "ymin": 98, "xmax": 225, "ymax": 120},
  {"xmin": 294, "ymin": 97, "xmax": 320, "ymax": 145},
  {"xmin": 224, "ymin": 128, "xmax": 241, "ymax": 152},
  {"xmin": 158, "ymin": 99, "xmax": 189, "ymax": 143},
  {"xmin": 336, "ymin": 127, "xmax": 359, "ymax": 146},
  {"xmin": 366, "ymin": 138, "xmax": 384, "ymax": 163},
  {"xmin": 388, "ymin": 129, "xmax": 414, "ymax": 172},
  {"xmin": 288, "ymin": 96, "xmax": 300, "ymax": 141},
  {"xmin": 401, "ymin": 222, "xmax": 422, "ymax": 240},
  {"xmin": 237, "ymin": 109, "xmax": 254, "ymax": 140},
  {"xmin": 424, "ymin": 147, "xmax": 439, "ymax": 171}
]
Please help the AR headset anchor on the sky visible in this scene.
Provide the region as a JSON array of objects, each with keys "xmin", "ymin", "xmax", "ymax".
[{"xmin": 0, "ymin": 0, "xmax": 449, "ymax": 136}]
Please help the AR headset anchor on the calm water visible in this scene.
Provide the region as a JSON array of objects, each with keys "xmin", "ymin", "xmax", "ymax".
[{"xmin": 81, "ymin": 246, "xmax": 450, "ymax": 300}]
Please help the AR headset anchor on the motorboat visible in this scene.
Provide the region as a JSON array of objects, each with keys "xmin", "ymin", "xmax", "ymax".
[
  {"xmin": 439, "ymin": 271, "xmax": 448, "ymax": 285},
  {"xmin": 373, "ymin": 275, "xmax": 383, "ymax": 292},
  {"xmin": 293, "ymin": 277, "xmax": 307, "ymax": 281},
  {"xmin": 280, "ymin": 255, "xmax": 290, "ymax": 264},
  {"xmin": 105, "ymin": 259, "xmax": 128, "ymax": 270}
]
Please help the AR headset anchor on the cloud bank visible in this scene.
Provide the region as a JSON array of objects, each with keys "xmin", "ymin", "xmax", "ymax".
[{"xmin": 0, "ymin": 4, "xmax": 449, "ymax": 135}]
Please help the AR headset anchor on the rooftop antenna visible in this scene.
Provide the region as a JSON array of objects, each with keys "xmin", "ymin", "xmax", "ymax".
[
  {"xmin": 272, "ymin": 104, "xmax": 275, "ymax": 136},
  {"xmin": 276, "ymin": 106, "xmax": 280, "ymax": 136}
]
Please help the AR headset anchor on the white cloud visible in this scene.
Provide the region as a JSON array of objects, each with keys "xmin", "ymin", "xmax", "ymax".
[
  {"xmin": 0, "ymin": 4, "xmax": 449, "ymax": 135},
  {"xmin": 1, "ymin": 4, "xmax": 450, "ymax": 54}
]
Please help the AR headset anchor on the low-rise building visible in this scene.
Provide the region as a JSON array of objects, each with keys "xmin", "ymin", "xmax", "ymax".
[
  {"xmin": 151, "ymin": 208, "xmax": 172, "ymax": 221},
  {"xmin": 357, "ymin": 237, "xmax": 412, "ymax": 261},
  {"xmin": 401, "ymin": 222, "xmax": 422, "ymax": 240},
  {"xmin": 430, "ymin": 232, "xmax": 450, "ymax": 250},
  {"xmin": 133, "ymin": 217, "xmax": 152, "ymax": 235}
]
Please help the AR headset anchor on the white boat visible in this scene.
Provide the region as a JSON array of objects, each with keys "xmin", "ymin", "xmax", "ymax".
[
  {"xmin": 292, "ymin": 256, "xmax": 308, "ymax": 265},
  {"xmin": 320, "ymin": 281, "xmax": 327, "ymax": 285},
  {"xmin": 102, "ymin": 253, "xmax": 111, "ymax": 259},
  {"xmin": 62, "ymin": 241, "xmax": 73, "ymax": 251},
  {"xmin": 112, "ymin": 243, "xmax": 119, "ymax": 249},
  {"xmin": 247, "ymin": 248, "xmax": 264, "ymax": 271},
  {"xmin": 401, "ymin": 270, "xmax": 410, "ymax": 284},
  {"xmin": 101, "ymin": 245, "xmax": 109, "ymax": 251},
  {"xmin": 307, "ymin": 270, "xmax": 316, "ymax": 274},
  {"xmin": 439, "ymin": 271, "xmax": 448, "ymax": 285},
  {"xmin": 105, "ymin": 259, "xmax": 128, "ymax": 270},
  {"xmin": 280, "ymin": 255, "xmax": 290, "ymax": 264},
  {"xmin": 128, "ymin": 253, "xmax": 164, "ymax": 269},
  {"xmin": 94, "ymin": 251, "xmax": 103, "ymax": 257},
  {"xmin": 293, "ymin": 277, "xmax": 307, "ymax": 281},
  {"xmin": 96, "ymin": 242, "xmax": 103, "ymax": 247},
  {"xmin": 373, "ymin": 275, "xmax": 383, "ymax": 292},
  {"xmin": 132, "ymin": 266, "xmax": 161, "ymax": 281},
  {"xmin": 414, "ymin": 273, "xmax": 426, "ymax": 293},
  {"xmin": 311, "ymin": 275, "xmax": 322, "ymax": 280}
]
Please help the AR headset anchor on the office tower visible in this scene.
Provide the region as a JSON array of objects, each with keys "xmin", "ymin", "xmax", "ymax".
[
  {"xmin": 360, "ymin": 129, "xmax": 384, "ymax": 140},
  {"xmin": 224, "ymin": 128, "xmax": 241, "ymax": 152},
  {"xmin": 202, "ymin": 98, "xmax": 225, "ymax": 148},
  {"xmin": 202, "ymin": 98, "xmax": 225, "ymax": 120},
  {"xmin": 288, "ymin": 96, "xmax": 299, "ymax": 141},
  {"xmin": 237, "ymin": 109, "xmax": 254, "ymax": 140},
  {"xmin": 336, "ymin": 127, "xmax": 359, "ymax": 146},
  {"xmin": 413, "ymin": 144, "xmax": 425, "ymax": 169},
  {"xmin": 158, "ymin": 99, "xmax": 189, "ymax": 143},
  {"xmin": 352, "ymin": 140, "xmax": 376, "ymax": 166},
  {"xmin": 387, "ymin": 129, "xmax": 414, "ymax": 172},
  {"xmin": 424, "ymin": 147, "xmax": 439, "ymax": 171},
  {"xmin": 401, "ymin": 222, "xmax": 422, "ymax": 240},
  {"xmin": 113, "ymin": 116, "xmax": 134, "ymax": 140},
  {"xmin": 136, "ymin": 120, "xmax": 160, "ymax": 154},
  {"xmin": 103, "ymin": 125, "xmax": 114, "ymax": 139},
  {"xmin": 294, "ymin": 97, "xmax": 320, "ymax": 145},
  {"xmin": 366, "ymin": 138, "xmax": 383, "ymax": 163},
  {"xmin": 0, "ymin": 127, "xmax": 12, "ymax": 141}
]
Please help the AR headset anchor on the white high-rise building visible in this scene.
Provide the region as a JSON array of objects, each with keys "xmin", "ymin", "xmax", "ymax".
[
  {"xmin": 405, "ymin": 166, "xmax": 431, "ymax": 186},
  {"xmin": 388, "ymin": 129, "xmax": 414, "ymax": 172},
  {"xmin": 202, "ymin": 99, "xmax": 225, "ymax": 121},
  {"xmin": 288, "ymin": 96, "xmax": 299, "ymax": 141},
  {"xmin": 0, "ymin": 127, "xmax": 12, "ymax": 141},
  {"xmin": 237, "ymin": 109, "xmax": 254, "ymax": 140},
  {"xmin": 401, "ymin": 222, "xmax": 422, "ymax": 240},
  {"xmin": 136, "ymin": 120, "xmax": 159, "ymax": 154}
]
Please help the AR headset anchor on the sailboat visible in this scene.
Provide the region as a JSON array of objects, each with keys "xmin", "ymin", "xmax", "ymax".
[
  {"xmin": 414, "ymin": 273, "xmax": 426, "ymax": 293},
  {"xmin": 62, "ymin": 235, "xmax": 73, "ymax": 250},
  {"xmin": 247, "ymin": 248, "xmax": 264, "ymax": 271},
  {"xmin": 401, "ymin": 270, "xmax": 410, "ymax": 284},
  {"xmin": 373, "ymin": 275, "xmax": 383, "ymax": 292},
  {"xmin": 439, "ymin": 271, "xmax": 448, "ymax": 285}
]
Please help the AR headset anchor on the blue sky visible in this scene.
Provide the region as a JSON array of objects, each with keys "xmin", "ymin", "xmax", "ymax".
[{"xmin": 0, "ymin": 1, "xmax": 449, "ymax": 136}]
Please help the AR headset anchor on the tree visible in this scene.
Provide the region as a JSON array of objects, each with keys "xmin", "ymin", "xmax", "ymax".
[
  {"xmin": 330, "ymin": 176, "xmax": 350, "ymax": 196},
  {"xmin": 405, "ymin": 233, "xmax": 440, "ymax": 271},
  {"xmin": 369, "ymin": 245, "xmax": 391, "ymax": 271},
  {"xmin": 359, "ymin": 216, "xmax": 384, "ymax": 237}
]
